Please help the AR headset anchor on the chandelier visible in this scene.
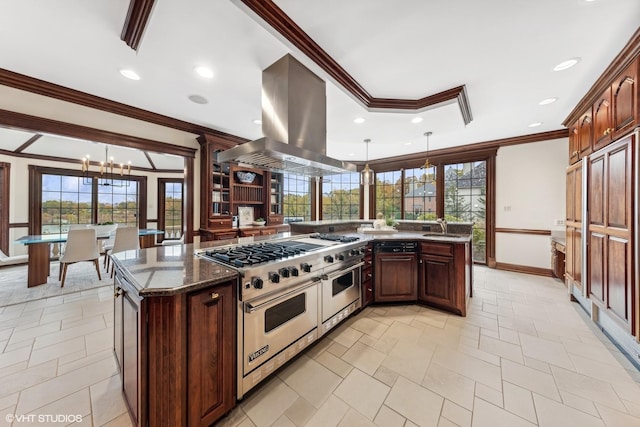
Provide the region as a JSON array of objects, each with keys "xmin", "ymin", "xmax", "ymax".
[
  {"xmin": 360, "ymin": 138, "xmax": 375, "ymax": 186},
  {"xmin": 421, "ymin": 131, "xmax": 435, "ymax": 183},
  {"xmin": 82, "ymin": 145, "xmax": 131, "ymax": 187}
]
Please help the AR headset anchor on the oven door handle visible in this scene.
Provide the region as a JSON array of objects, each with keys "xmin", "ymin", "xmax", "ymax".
[
  {"xmin": 321, "ymin": 261, "xmax": 364, "ymax": 281},
  {"xmin": 244, "ymin": 279, "xmax": 320, "ymax": 314}
]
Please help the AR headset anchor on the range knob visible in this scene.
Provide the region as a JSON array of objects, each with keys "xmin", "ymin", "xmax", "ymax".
[
  {"xmin": 251, "ymin": 277, "xmax": 263, "ymax": 289},
  {"xmin": 289, "ymin": 267, "xmax": 299, "ymax": 276},
  {"xmin": 278, "ymin": 267, "xmax": 290, "ymax": 278},
  {"xmin": 300, "ymin": 262, "xmax": 312, "ymax": 273},
  {"xmin": 324, "ymin": 255, "xmax": 334, "ymax": 263},
  {"xmin": 336, "ymin": 253, "xmax": 345, "ymax": 261},
  {"xmin": 268, "ymin": 272, "xmax": 280, "ymax": 283}
]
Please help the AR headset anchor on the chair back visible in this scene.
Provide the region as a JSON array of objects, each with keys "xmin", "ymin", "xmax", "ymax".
[
  {"xmin": 111, "ymin": 227, "xmax": 140, "ymax": 255},
  {"xmin": 61, "ymin": 228, "xmax": 99, "ymax": 263}
]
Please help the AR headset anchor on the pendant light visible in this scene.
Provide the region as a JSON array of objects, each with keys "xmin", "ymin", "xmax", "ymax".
[
  {"xmin": 360, "ymin": 138, "xmax": 375, "ymax": 186},
  {"xmin": 421, "ymin": 131, "xmax": 434, "ymax": 183}
]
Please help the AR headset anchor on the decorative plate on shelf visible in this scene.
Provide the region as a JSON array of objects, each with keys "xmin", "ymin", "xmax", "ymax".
[{"xmin": 238, "ymin": 206, "xmax": 254, "ymax": 226}]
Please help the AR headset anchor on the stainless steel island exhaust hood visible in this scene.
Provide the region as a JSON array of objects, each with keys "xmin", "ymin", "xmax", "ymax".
[{"xmin": 216, "ymin": 54, "xmax": 357, "ymax": 176}]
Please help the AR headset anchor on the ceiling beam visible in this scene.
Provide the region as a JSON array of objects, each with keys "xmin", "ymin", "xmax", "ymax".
[
  {"xmin": 0, "ymin": 69, "xmax": 249, "ymax": 145},
  {"xmin": 144, "ymin": 151, "xmax": 157, "ymax": 170},
  {"xmin": 121, "ymin": 0, "xmax": 156, "ymax": 51},
  {"xmin": 238, "ymin": 0, "xmax": 473, "ymax": 124},
  {"xmin": 14, "ymin": 133, "xmax": 41, "ymax": 153},
  {"xmin": 0, "ymin": 108, "xmax": 197, "ymax": 158}
]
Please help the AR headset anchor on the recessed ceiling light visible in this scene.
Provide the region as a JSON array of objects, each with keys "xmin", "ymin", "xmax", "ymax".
[
  {"xmin": 253, "ymin": 119, "xmax": 262, "ymax": 125},
  {"xmin": 404, "ymin": 142, "xmax": 412, "ymax": 146},
  {"xmin": 348, "ymin": 153, "xmax": 355, "ymax": 156},
  {"xmin": 528, "ymin": 122, "xmax": 543, "ymax": 127},
  {"xmin": 553, "ymin": 57, "xmax": 581, "ymax": 71},
  {"xmin": 353, "ymin": 117, "xmax": 366, "ymax": 124},
  {"xmin": 188, "ymin": 94, "xmax": 208, "ymax": 105},
  {"xmin": 119, "ymin": 69, "xmax": 140, "ymax": 80},
  {"xmin": 411, "ymin": 117, "xmax": 423, "ymax": 124},
  {"xmin": 539, "ymin": 97, "xmax": 558, "ymax": 105},
  {"xmin": 194, "ymin": 66, "xmax": 214, "ymax": 79}
]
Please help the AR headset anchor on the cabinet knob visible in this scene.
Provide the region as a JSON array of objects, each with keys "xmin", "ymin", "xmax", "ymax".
[
  {"xmin": 210, "ymin": 292, "xmax": 220, "ymax": 301},
  {"xmin": 367, "ymin": 288, "xmax": 372, "ymax": 292},
  {"xmin": 572, "ymin": 151, "xmax": 579, "ymax": 156},
  {"xmin": 114, "ymin": 286, "xmax": 123, "ymax": 298}
]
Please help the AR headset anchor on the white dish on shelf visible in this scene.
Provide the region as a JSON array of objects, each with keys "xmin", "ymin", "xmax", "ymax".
[
  {"xmin": 252, "ymin": 220, "xmax": 266, "ymax": 226},
  {"xmin": 236, "ymin": 171, "xmax": 256, "ymax": 183}
]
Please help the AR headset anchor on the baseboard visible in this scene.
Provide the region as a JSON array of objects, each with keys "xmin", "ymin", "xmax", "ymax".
[{"xmin": 494, "ymin": 262, "xmax": 553, "ymax": 277}]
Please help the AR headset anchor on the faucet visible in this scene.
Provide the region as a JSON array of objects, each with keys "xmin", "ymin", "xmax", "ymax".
[{"xmin": 436, "ymin": 218, "xmax": 447, "ymax": 234}]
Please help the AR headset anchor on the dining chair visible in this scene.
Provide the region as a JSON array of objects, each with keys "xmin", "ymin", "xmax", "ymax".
[
  {"xmin": 59, "ymin": 228, "xmax": 101, "ymax": 287},
  {"xmin": 106, "ymin": 227, "xmax": 140, "ymax": 277}
]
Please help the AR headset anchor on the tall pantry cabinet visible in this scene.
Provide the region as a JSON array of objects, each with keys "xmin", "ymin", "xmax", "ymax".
[{"xmin": 565, "ymin": 49, "xmax": 639, "ymax": 345}]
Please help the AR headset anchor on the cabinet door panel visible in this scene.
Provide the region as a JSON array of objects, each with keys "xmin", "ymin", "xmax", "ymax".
[
  {"xmin": 589, "ymin": 233, "xmax": 605, "ymax": 303},
  {"xmin": 589, "ymin": 155, "xmax": 605, "ymax": 226},
  {"xmin": 606, "ymin": 237, "xmax": 630, "ymax": 326},
  {"xmin": 122, "ymin": 291, "xmax": 140, "ymax": 425},
  {"xmin": 574, "ymin": 228, "xmax": 582, "ymax": 286},
  {"xmin": 612, "ymin": 61, "xmax": 637, "ymax": 135},
  {"xmin": 593, "ymin": 93, "xmax": 612, "ymax": 150},
  {"xmin": 374, "ymin": 253, "xmax": 417, "ymax": 301},
  {"xmin": 574, "ymin": 165, "xmax": 582, "ymax": 222},
  {"xmin": 607, "ymin": 144, "xmax": 630, "ymax": 229},
  {"xmin": 419, "ymin": 253, "xmax": 455, "ymax": 310},
  {"xmin": 188, "ymin": 284, "xmax": 235, "ymax": 427},
  {"xmin": 579, "ymin": 113, "xmax": 593, "ymax": 156}
]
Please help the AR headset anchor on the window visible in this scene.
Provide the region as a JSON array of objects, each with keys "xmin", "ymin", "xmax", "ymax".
[
  {"xmin": 33, "ymin": 167, "xmax": 145, "ymax": 234},
  {"xmin": 403, "ymin": 167, "xmax": 437, "ymax": 220},
  {"xmin": 97, "ymin": 181, "xmax": 139, "ymax": 226},
  {"xmin": 42, "ymin": 174, "xmax": 94, "ymax": 234},
  {"xmin": 443, "ymin": 161, "xmax": 486, "ymax": 263},
  {"xmin": 158, "ymin": 179, "xmax": 183, "ymax": 241},
  {"xmin": 375, "ymin": 170, "xmax": 402, "ymax": 219},
  {"xmin": 282, "ymin": 174, "xmax": 311, "ymax": 222},
  {"xmin": 322, "ymin": 172, "xmax": 360, "ymax": 220}
]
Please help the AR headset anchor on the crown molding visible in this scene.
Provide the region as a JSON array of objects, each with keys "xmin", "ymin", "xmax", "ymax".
[
  {"xmin": 364, "ymin": 129, "xmax": 568, "ymax": 172},
  {"xmin": 564, "ymin": 27, "xmax": 640, "ymax": 126},
  {"xmin": 238, "ymin": 0, "xmax": 473, "ymax": 124},
  {"xmin": 121, "ymin": 0, "xmax": 156, "ymax": 51}
]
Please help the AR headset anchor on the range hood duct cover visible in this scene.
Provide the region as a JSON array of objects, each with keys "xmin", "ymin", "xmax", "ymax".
[{"xmin": 216, "ymin": 54, "xmax": 357, "ymax": 176}]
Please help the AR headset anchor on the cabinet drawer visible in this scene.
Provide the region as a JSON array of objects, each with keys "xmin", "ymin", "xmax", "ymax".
[
  {"xmin": 208, "ymin": 218, "xmax": 233, "ymax": 229},
  {"xmin": 362, "ymin": 267, "xmax": 373, "ymax": 282},
  {"xmin": 363, "ymin": 256, "xmax": 373, "ymax": 269},
  {"xmin": 214, "ymin": 230, "xmax": 238, "ymax": 240},
  {"xmin": 261, "ymin": 228, "xmax": 277, "ymax": 236},
  {"xmin": 421, "ymin": 242, "xmax": 453, "ymax": 257},
  {"xmin": 240, "ymin": 229, "xmax": 261, "ymax": 237}
]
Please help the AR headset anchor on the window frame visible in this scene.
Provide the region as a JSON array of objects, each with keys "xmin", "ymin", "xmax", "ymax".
[
  {"xmin": 28, "ymin": 165, "xmax": 147, "ymax": 234},
  {"xmin": 158, "ymin": 178, "xmax": 184, "ymax": 243}
]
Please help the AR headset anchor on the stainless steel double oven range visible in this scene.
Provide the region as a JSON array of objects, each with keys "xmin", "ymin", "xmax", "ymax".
[{"xmin": 196, "ymin": 233, "xmax": 366, "ymax": 399}]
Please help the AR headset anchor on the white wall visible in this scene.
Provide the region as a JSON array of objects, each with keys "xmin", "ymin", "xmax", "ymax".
[
  {"xmin": 495, "ymin": 138, "xmax": 568, "ymax": 269},
  {"xmin": 0, "ymin": 153, "xmax": 183, "ymax": 256}
]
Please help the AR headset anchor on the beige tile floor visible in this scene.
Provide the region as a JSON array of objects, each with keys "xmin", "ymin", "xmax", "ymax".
[{"xmin": 1, "ymin": 266, "xmax": 640, "ymax": 426}]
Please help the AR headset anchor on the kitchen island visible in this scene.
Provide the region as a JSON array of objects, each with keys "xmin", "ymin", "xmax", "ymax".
[
  {"xmin": 111, "ymin": 242, "xmax": 240, "ymax": 427},
  {"xmin": 111, "ymin": 230, "xmax": 473, "ymax": 426}
]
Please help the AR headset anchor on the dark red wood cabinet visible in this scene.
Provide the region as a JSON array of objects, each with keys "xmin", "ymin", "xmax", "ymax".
[
  {"xmin": 361, "ymin": 243, "xmax": 374, "ymax": 308},
  {"xmin": 418, "ymin": 241, "xmax": 472, "ymax": 316},
  {"xmin": 587, "ymin": 135, "xmax": 634, "ymax": 333},
  {"xmin": 113, "ymin": 265, "xmax": 237, "ymax": 427},
  {"xmin": 374, "ymin": 251, "xmax": 417, "ymax": 302}
]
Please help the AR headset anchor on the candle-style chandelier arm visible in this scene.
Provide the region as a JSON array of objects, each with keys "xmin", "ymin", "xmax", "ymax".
[{"xmin": 81, "ymin": 145, "xmax": 132, "ymax": 187}]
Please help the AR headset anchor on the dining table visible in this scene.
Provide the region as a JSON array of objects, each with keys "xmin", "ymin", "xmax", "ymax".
[{"xmin": 15, "ymin": 229, "xmax": 164, "ymax": 287}]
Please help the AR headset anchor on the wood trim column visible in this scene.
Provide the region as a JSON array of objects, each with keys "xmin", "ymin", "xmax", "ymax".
[
  {"xmin": 0, "ymin": 162, "xmax": 9, "ymax": 254},
  {"xmin": 184, "ymin": 156, "xmax": 194, "ymax": 243}
]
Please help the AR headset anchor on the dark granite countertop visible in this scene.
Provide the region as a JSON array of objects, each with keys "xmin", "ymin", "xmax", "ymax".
[
  {"xmin": 112, "ymin": 242, "xmax": 239, "ymax": 297},
  {"xmin": 111, "ymin": 231, "xmax": 471, "ymax": 297}
]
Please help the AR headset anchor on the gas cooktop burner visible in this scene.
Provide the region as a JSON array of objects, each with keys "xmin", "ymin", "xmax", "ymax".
[
  {"xmin": 203, "ymin": 241, "xmax": 324, "ymax": 268},
  {"xmin": 310, "ymin": 233, "xmax": 360, "ymax": 243}
]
